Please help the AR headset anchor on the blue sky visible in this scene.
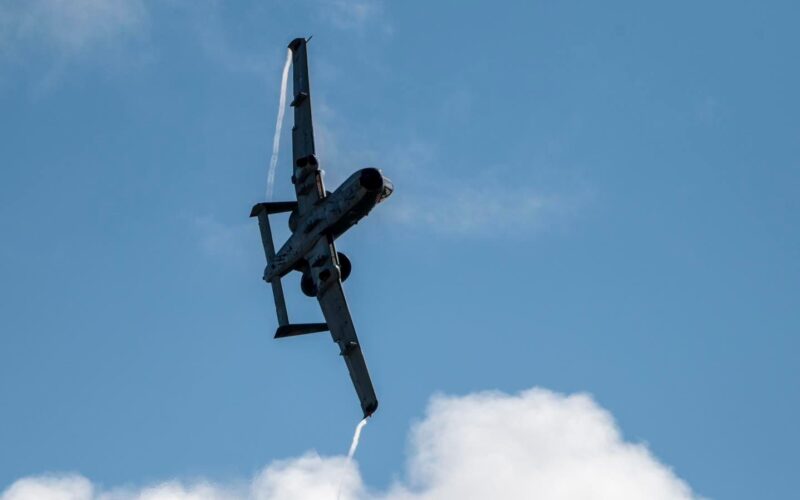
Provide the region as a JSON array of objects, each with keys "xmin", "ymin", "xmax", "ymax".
[{"xmin": 1, "ymin": 1, "xmax": 798, "ymax": 498}]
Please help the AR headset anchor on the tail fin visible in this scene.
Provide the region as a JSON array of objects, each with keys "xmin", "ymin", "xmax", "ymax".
[{"xmin": 252, "ymin": 205, "xmax": 291, "ymax": 326}]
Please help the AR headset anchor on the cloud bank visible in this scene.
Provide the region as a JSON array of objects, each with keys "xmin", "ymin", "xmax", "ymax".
[{"xmin": 1, "ymin": 388, "xmax": 698, "ymax": 500}]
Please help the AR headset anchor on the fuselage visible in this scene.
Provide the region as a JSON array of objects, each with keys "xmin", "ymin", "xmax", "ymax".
[{"xmin": 264, "ymin": 167, "xmax": 392, "ymax": 282}]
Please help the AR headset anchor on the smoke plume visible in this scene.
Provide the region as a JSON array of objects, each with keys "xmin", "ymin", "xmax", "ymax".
[{"xmin": 265, "ymin": 48, "xmax": 292, "ymax": 200}]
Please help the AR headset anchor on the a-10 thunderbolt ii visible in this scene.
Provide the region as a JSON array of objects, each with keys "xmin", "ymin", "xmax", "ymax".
[{"xmin": 250, "ymin": 38, "xmax": 392, "ymax": 418}]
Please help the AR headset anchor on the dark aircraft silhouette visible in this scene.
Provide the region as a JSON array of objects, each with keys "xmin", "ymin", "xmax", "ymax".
[{"xmin": 251, "ymin": 38, "xmax": 392, "ymax": 418}]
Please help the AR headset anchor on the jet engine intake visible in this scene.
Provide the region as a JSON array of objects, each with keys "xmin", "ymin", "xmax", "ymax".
[
  {"xmin": 359, "ymin": 168, "xmax": 384, "ymax": 191},
  {"xmin": 337, "ymin": 252, "xmax": 352, "ymax": 282}
]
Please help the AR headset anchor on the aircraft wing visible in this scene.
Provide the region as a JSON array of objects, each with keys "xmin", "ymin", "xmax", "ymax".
[
  {"xmin": 288, "ymin": 38, "xmax": 325, "ymax": 216},
  {"xmin": 315, "ymin": 251, "xmax": 379, "ymax": 417},
  {"xmin": 286, "ymin": 38, "xmax": 378, "ymax": 417}
]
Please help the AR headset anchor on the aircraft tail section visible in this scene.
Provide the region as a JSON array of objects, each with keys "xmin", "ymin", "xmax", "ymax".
[
  {"xmin": 252, "ymin": 204, "xmax": 291, "ymax": 327},
  {"xmin": 250, "ymin": 201, "xmax": 298, "ymax": 217}
]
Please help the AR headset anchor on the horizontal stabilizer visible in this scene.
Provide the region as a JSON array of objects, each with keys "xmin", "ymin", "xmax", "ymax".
[
  {"xmin": 250, "ymin": 201, "xmax": 298, "ymax": 217},
  {"xmin": 274, "ymin": 322, "xmax": 329, "ymax": 339}
]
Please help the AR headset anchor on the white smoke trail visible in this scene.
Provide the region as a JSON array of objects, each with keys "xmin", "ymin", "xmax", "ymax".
[
  {"xmin": 337, "ymin": 418, "xmax": 368, "ymax": 500},
  {"xmin": 266, "ymin": 48, "xmax": 293, "ymax": 200},
  {"xmin": 347, "ymin": 418, "xmax": 368, "ymax": 460}
]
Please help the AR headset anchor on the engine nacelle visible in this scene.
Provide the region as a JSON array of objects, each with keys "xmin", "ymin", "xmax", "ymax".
[
  {"xmin": 299, "ymin": 251, "xmax": 351, "ymax": 297},
  {"xmin": 288, "ymin": 209, "xmax": 300, "ymax": 233},
  {"xmin": 337, "ymin": 252, "xmax": 352, "ymax": 282},
  {"xmin": 301, "ymin": 272, "xmax": 317, "ymax": 297}
]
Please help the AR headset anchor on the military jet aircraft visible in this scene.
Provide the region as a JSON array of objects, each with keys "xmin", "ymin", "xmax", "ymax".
[{"xmin": 250, "ymin": 38, "xmax": 392, "ymax": 418}]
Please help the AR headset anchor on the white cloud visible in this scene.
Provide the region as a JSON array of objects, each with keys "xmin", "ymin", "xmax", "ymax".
[
  {"xmin": 192, "ymin": 216, "xmax": 253, "ymax": 259},
  {"xmin": 319, "ymin": 0, "xmax": 383, "ymax": 30},
  {"xmin": 1, "ymin": 475, "xmax": 93, "ymax": 500},
  {"xmin": 382, "ymin": 388, "xmax": 696, "ymax": 500},
  {"xmin": 182, "ymin": 3, "xmax": 274, "ymax": 81},
  {"xmin": 313, "ymin": 0, "xmax": 392, "ymax": 36},
  {"xmin": 1, "ymin": 0, "xmax": 147, "ymax": 56},
  {"xmin": 0, "ymin": 0, "xmax": 149, "ymax": 91},
  {"xmin": 1, "ymin": 387, "xmax": 699, "ymax": 500},
  {"xmin": 386, "ymin": 183, "xmax": 569, "ymax": 237},
  {"xmin": 307, "ymin": 121, "xmax": 583, "ymax": 237}
]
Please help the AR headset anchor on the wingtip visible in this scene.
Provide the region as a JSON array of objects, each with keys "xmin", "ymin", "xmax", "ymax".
[
  {"xmin": 288, "ymin": 37, "xmax": 305, "ymax": 52},
  {"xmin": 250, "ymin": 203, "xmax": 264, "ymax": 218},
  {"xmin": 363, "ymin": 400, "xmax": 378, "ymax": 418}
]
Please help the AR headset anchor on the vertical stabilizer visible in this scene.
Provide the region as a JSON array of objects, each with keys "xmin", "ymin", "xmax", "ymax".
[{"xmin": 255, "ymin": 209, "xmax": 289, "ymax": 326}]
